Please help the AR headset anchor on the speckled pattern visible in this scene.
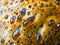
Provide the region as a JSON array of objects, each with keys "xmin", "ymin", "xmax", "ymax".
[{"xmin": 0, "ymin": 0, "xmax": 60, "ymax": 45}]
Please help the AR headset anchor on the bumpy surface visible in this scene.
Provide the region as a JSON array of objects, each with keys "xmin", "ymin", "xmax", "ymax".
[{"xmin": 0, "ymin": 0, "xmax": 60, "ymax": 45}]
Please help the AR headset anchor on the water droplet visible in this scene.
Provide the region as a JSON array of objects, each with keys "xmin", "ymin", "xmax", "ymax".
[
  {"xmin": 12, "ymin": 26, "xmax": 21, "ymax": 40},
  {"xmin": 21, "ymin": 8, "xmax": 26, "ymax": 15},
  {"xmin": 13, "ymin": 26, "xmax": 21, "ymax": 36},
  {"xmin": 48, "ymin": 20, "xmax": 54, "ymax": 26},
  {"xmin": 56, "ymin": 0, "xmax": 60, "ymax": 4},
  {"xmin": 57, "ymin": 23, "xmax": 60, "ymax": 27},
  {"xmin": 10, "ymin": 16, "xmax": 16, "ymax": 24},
  {"xmin": 28, "ymin": 32, "xmax": 33, "ymax": 38},
  {"xmin": 23, "ymin": 15, "xmax": 36, "ymax": 26},
  {"xmin": 37, "ymin": 32, "xmax": 41, "ymax": 41}
]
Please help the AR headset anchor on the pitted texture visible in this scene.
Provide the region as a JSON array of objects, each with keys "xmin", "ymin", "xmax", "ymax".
[{"xmin": 0, "ymin": 0, "xmax": 60, "ymax": 45}]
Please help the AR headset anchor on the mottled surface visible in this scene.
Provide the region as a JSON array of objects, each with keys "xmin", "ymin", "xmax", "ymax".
[{"xmin": 0, "ymin": 0, "xmax": 60, "ymax": 45}]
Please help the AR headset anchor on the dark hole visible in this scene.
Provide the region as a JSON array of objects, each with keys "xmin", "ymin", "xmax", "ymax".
[{"xmin": 57, "ymin": 42, "xmax": 60, "ymax": 45}]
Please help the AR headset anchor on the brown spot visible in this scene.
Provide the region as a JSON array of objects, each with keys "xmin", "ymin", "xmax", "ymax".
[
  {"xmin": 49, "ymin": 2, "xmax": 53, "ymax": 6},
  {"xmin": 40, "ymin": 3, "xmax": 44, "ymax": 7},
  {"xmin": 27, "ymin": 11, "xmax": 30, "ymax": 15},
  {"xmin": 4, "ymin": 15, "xmax": 8, "ymax": 19},
  {"xmin": 45, "ymin": 4, "xmax": 48, "ymax": 7},
  {"xmin": 50, "ymin": 27, "xmax": 54, "ymax": 31},
  {"xmin": 1, "ymin": 38, "xmax": 5, "ymax": 43},
  {"xmin": 34, "ymin": 3, "xmax": 37, "ymax": 6},
  {"xmin": 16, "ymin": 15, "xmax": 22, "ymax": 22},
  {"xmin": 28, "ymin": 5, "xmax": 31, "ymax": 8}
]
